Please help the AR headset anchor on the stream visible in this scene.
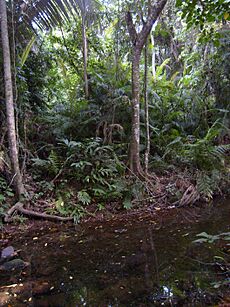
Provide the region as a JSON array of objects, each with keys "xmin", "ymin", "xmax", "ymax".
[{"xmin": 0, "ymin": 198, "xmax": 229, "ymax": 306}]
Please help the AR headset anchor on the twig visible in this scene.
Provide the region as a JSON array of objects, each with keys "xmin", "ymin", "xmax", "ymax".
[{"xmin": 8, "ymin": 173, "xmax": 17, "ymax": 188}]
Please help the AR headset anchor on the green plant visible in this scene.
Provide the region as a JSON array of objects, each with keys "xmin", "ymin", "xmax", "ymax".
[
  {"xmin": 77, "ymin": 190, "xmax": 91, "ymax": 206},
  {"xmin": 193, "ymin": 231, "xmax": 230, "ymax": 290},
  {"xmin": 97, "ymin": 203, "xmax": 105, "ymax": 211},
  {"xmin": 195, "ymin": 169, "xmax": 228, "ymax": 201},
  {"xmin": 31, "ymin": 137, "xmax": 148, "ymax": 213},
  {"xmin": 0, "ymin": 176, "xmax": 14, "ymax": 204},
  {"xmin": 63, "ymin": 137, "xmax": 125, "ymax": 198},
  {"xmin": 182, "ymin": 135, "xmax": 229, "ymax": 172},
  {"xmin": 12, "ymin": 214, "xmax": 28, "ymax": 224},
  {"xmin": 29, "ymin": 179, "xmax": 55, "ymax": 205},
  {"xmin": 193, "ymin": 232, "xmax": 230, "ymax": 244},
  {"xmin": 45, "ymin": 194, "xmax": 87, "ymax": 223},
  {"xmin": 0, "ymin": 205, "xmax": 7, "ymax": 228},
  {"xmin": 32, "ymin": 150, "xmax": 62, "ymax": 176},
  {"xmin": 0, "ymin": 177, "xmax": 14, "ymax": 226}
]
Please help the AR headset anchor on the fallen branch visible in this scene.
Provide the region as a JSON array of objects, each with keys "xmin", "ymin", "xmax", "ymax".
[{"xmin": 4, "ymin": 202, "xmax": 73, "ymax": 223}]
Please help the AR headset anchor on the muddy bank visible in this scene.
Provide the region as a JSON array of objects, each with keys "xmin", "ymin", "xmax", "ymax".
[{"xmin": 1, "ymin": 195, "xmax": 228, "ymax": 237}]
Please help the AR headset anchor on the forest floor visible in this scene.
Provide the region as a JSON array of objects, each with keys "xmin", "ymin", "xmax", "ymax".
[
  {"xmin": 1, "ymin": 166, "xmax": 230, "ymax": 235},
  {"xmin": 0, "ymin": 196, "xmax": 215, "ymax": 240}
]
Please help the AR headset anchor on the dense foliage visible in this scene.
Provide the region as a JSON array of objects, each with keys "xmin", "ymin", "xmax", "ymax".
[{"xmin": 0, "ymin": 0, "xmax": 229, "ymax": 223}]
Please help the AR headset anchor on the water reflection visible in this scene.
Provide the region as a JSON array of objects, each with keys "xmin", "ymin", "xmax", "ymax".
[{"xmin": 0, "ymin": 199, "xmax": 229, "ymax": 306}]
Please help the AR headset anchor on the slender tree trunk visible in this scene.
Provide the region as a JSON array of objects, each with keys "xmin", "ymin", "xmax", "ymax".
[
  {"xmin": 115, "ymin": 0, "xmax": 120, "ymax": 82},
  {"xmin": 151, "ymin": 32, "xmax": 156, "ymax": 78},
  {"xmin": 81, "ymin": 15, "xmax": 89, "ymax": 99},
  {"xmin": 151, "ymin": 19, "xmax": 158, "ymax": 78},
  {"xmin": 126, "ymin": 0, "xmax": 167, "ymax": 176},
  {"xmin": 130, "ymin": 48, "xmax": 142, "ymax": 173},
  {"xmin": 144, "ymin": 43, "xmax": 150, "ymax": 174},
  {"xmin": 0, "ymin": 0, "xmax": 24, "ymax": 196}
]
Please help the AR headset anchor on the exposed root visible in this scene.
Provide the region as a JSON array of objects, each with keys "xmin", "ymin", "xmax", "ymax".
[
  {"xmin": 126, "ymin": 165, "xmax": 164, "ymax": 204},
  {"xmin": 179, "ymin": 185, "xmax": 200, "ymax": 207},
  {"xmin": 4, "ymin": 202, "xmax": 73, "ymax": 223}
]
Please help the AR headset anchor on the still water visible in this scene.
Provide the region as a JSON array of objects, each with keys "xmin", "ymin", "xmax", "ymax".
[{"xmin": 0, "ymin": 199, "xmax": 229, "ymax": 306}]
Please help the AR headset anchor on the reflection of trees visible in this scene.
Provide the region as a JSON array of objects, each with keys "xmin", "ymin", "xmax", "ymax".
[
  {"xmin": 142, "ymin": 227, "xmax": 160, "ymax": 292},
  {"xmin": 71, "ymin": 286, "xmax": 88, "ymax": 305}
]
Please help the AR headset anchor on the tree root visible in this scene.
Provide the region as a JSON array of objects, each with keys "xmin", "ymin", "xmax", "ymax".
[
  {"xmin": 4, "ymin": 202, "xmax": 73, "ymax": 223},
  {"xmin": 179, "ymin": 185, "xmax": 200, "ymax": 206}
]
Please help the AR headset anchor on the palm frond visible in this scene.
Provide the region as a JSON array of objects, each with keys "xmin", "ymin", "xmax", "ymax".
[
  {"xmin": 19, "ymin": 0, "xmax": 100, "ymax": 30},
  {"xmin": 20, "ymin": 35, "xmax": 36, "ymax": 68}
]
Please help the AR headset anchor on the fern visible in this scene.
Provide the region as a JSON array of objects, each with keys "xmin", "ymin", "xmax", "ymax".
[
  {"xmin": 210, "ymin": 145, "xmax": 230, "ymax": 162},
  {"xmin": 182, "ymin": 138, "xmax": 229, "ymax": 171},
  {"xmin": 32, "ymin": 137, "xmax": 127, "ymax": 207},
  {"xmin": 32, "ymin": 150, "xmax": 61, "ymax": 176},
  {"xmin": 92, "ymin": 187, "xmax": 107, "ymax": 197},
  {"xmin": 196, "ymin": 167, "xmax": 229, "ymax": 202},
  {"xmin": 48, "ymin": 150, "xmax": 60, "ymax": 175},
  {"xmin": 77, "ymin": 190, "xmax": 91, "ymax": 206},
  {"xmin": 196, "ymin": 172, "xmax": 213, "ymax": 200}
]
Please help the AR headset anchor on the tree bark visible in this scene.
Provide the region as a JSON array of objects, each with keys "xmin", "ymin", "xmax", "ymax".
[
  {"xmin": 81, "ymin": 15, "xmax": 89, "ymax": 99},
  {"xmin": 144, "ymin": 43, "xmax": 150, "ymax": 174},
  {"xmin": 130, "ymin": 48, "xmax": 142, "ymax": 173},
  {"xmin": 0, "ymin": 0, "xmax": 24, "ymax": 196},
  {"xmin": 151, "ymin": 19, "xmax": 158, "ymax": 78},
  {"xmin": 126, "ymin": 0, "xmax": 167, "ymax": 176}
]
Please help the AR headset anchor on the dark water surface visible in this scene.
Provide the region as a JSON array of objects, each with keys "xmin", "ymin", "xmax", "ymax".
[{"xmin": 0, "ymin": 199, "xmax": 229, "ymax": 306}]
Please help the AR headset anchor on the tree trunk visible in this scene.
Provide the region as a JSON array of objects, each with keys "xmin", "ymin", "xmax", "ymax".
[
  {"xmin": 150, "ymin": 19, "xmax": 158, "ymax": 78},
  {"xmin": 144, "ymin": 43, "xmax": 150, "ymax": 174},
  {"xmin": 129, "ymin": 48, "xmax": 142, "ymax": 173},
  {"xmin": 0, "ymin": 0, "xmax": 24, "ymax": 196},
  {"xmin": 126, "ymin": 0, "xmax": 167, "ymax": 176},
  {"xmin": 81, "ymin": 15, "xmax": 89, "ymax": 99}
]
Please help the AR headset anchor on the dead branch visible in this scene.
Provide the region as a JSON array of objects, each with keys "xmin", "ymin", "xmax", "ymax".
[{"xmin": 4, "ymin": 202, "xmax": 73, "ymax": 223}]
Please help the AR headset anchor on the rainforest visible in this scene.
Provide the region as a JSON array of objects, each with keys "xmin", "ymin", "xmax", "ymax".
[{"xmin": 0, "ymin": 0, "xmax": 230, "ymax": 305}]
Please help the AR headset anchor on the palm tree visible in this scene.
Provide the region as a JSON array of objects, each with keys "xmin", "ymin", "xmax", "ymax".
[
  {"xmin": 0, "ymin": 0, "xmax": 94, "ymax": 196},
  {"xmin": 19, "ymin": 0, "xmax": 101, "ymax": 99}
]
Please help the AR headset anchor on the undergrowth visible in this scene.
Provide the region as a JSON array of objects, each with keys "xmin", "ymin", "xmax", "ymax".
[{"xmin": 30, "ymin": 137, "xmax": 147, "ymax": 222}]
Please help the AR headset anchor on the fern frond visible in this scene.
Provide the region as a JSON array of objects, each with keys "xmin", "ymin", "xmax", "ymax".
[
  {"xmin": 77, "ymin": 190, "xmax": 91, "ymax": 206},
  {"xmin": 196, "ymin": 172, "xmax": 213, "ymax": 200},
  {"xmin": 48, "ymin": 150, "xmax": 60, "ymax": 175},
  {"xmin": 210, "ymin": 144, "xmax": 230, "ymax": 164}
]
